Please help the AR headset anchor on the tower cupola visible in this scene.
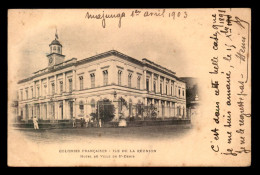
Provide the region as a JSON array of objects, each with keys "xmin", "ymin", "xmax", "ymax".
[
  {"xmin": 47, "ymin": 30, "xmax": 65, "ymax": 67},
  {"xmin": 49, "ymin": 38, "xmax": 62, "ymax": 54}
]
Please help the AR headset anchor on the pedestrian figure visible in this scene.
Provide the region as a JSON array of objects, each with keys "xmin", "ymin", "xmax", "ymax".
[
  {"xmin": 33, "ymin": 116, "xmax": 39, "ymax": 130},
  {"xmin": 99, "ymin": 119, "xmax": 102, "ymax": 128},
  {"xmin": 85, "ymin": 115, "xmax": 90, "ymax": 127},
  {"xmin": 72, "ymin": 117, "xmax": 76, "ymax": 128},
  {"xmin": 90, "ymin": 117, "xmax": 94, "ymax": 127},
  {"xmin": 80, "ymin": 117, "xmax": 84, "ymax": 127}
]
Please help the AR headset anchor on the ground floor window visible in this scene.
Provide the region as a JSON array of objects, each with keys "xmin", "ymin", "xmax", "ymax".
[
  {"xmin": 69, "ymin": 101, "xmax": 73, "ymax": 118},
  {"xmin": 162, "ymin": 102, "xmax": 165, "ymax": 117},
  {"xmin": 79, "ymin": 101, "xmax": 84, "ymax": 114},
  {"xmin": 51, "ymin": 103, "xmax": 55, "ymax": 119}
]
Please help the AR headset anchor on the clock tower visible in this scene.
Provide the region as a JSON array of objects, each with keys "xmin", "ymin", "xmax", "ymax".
[{"xmin": 47, "ymin": 37, "xmax": 65, "ymax": 67}]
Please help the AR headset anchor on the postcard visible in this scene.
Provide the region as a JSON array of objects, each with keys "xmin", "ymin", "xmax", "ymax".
[{"xmin": 8, "ymin": 8, "xmax": 251, "ymax": 167}]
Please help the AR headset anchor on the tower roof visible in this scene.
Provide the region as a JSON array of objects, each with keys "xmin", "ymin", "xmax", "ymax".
[{"xmin": 49, "ymin": 39, "xmax": 62, "ymax": 46}]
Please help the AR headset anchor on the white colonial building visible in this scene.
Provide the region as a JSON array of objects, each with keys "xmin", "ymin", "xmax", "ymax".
[{"xmin": 16, "ymin": 37, "xmax": 186, "ymax": 122}]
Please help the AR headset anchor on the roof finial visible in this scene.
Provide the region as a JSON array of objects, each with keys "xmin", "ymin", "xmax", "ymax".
[{"xmin": 55, "ymin": 27, "xmax": 59, "ymax": 40}]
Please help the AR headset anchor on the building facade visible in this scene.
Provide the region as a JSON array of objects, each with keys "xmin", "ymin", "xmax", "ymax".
[{"xmin": 16, "ymin": 37, "xmax": 186, "ymax": 122}]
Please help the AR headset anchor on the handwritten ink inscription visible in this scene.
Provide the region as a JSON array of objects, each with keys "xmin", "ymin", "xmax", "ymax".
[
  {"xmin": 85, "ymin": 9, "xmax": 188, "ymax": 28},
  {"xmin": 209, "ymin": 9, "xmax": 251, "ymax": 157}
]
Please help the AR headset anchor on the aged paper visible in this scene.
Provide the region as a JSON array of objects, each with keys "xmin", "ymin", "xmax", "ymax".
[{"xmin": 8, "ymin": 9, "xmax": 251, "ymax": 167}]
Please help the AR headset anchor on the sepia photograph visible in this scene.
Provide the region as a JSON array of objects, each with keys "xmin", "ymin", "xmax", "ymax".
[{"xmin": 8, "ymin": 8, "xmax": 251, "ymax": 167}]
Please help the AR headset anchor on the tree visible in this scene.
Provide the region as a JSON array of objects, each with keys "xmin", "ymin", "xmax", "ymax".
[{"xmin": 97, "ymin": 98, "xmax": 115, "ymax": 122}]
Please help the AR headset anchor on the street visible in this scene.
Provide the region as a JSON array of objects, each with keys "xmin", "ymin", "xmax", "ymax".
[{"xmin": 11, "ymin": 124, "xmax": 192, "ymax": 144}]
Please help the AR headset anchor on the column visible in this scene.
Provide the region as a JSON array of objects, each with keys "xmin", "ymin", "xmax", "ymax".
[
  {"xmin": 73, "ymin": 99, "xmax": 76, "ymax": 118},
  {"xmin": 157, "ymin": 75, "xmax": 160, "ymax": 93},
  {"xmin": 172, "ymin": 81, "xmax": 175, "ymax": 96},
  {"xmin": 143, "ymin": 70, "xmax": 147, "ymax": 90},
  {"xmin": 54, "ymin": 102, "xmax": 58, "ymax": 120},
  {"xmin": 163, "ymin": 77, "xmax": 166, "ymax": 95},
  {"xmin": 40, "ymin": 104, "xmax": 42, "ymax": 119},
  {"xmin": 162, "ymin": 101, "xmax": 165, "ymax": 119},
  {"xmin": 151, "ymin": 73, "xmax": 154, "ymax": 92},
  {"xmin": 73, "ymin": 70, "xmax": 76, "ymax": 90},
  {"xmin": 114, "ymin": 100, "xmax": 119, "ymax": 121},
  {"xmin": 151, "ymin": 73, "xmax": 154, "ymax": 91},
  {"xmin": 46, "ymin": 102, "xmax": 49, "ymax": 119},
  {"xmin": 158, "ymin": 99, "xmax": 161, "ymax": 117},
  {"xmin": 63, "ymin": 100, "xmax": 66, "ymax": 120},
  {"xmin": 33, "ymin": 81, "xmax": 36, "ymax": 98},
  {"xmin": 173, "ymin": 102, "xmax": 175, "ymax": 117},
  {"xmin": 33, "ymin": 105, "xmax": 36, "ymax": 118},
  {"xmin": 63, "ymin": 73, "xmax": 66, "ymax": 92},
  {"xmin": 168, "ymin": 80, "xmax": 170, "ymax": 96}
]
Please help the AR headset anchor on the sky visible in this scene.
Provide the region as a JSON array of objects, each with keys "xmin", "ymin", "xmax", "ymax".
[{"xmin": 8, "ymin": 9, "xmax": 211, "ymax": 81}]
